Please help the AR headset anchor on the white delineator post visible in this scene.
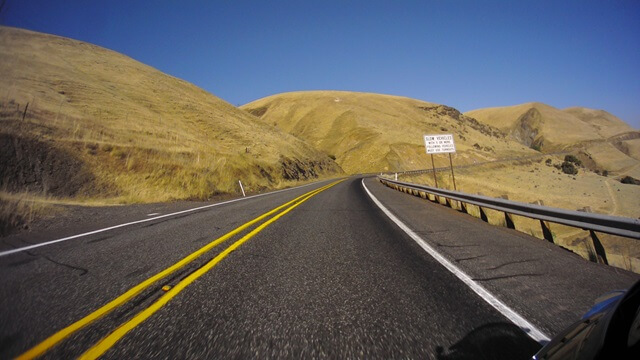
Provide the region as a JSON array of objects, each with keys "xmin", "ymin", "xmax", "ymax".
[{"xmin": 238, "ymin": 180, "xmax": 246, "ymax": 197}]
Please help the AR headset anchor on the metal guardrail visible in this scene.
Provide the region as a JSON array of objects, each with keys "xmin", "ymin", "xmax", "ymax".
[{"xmin": 378, "ymin": 177, "xmax": 640, "ymax": 265}]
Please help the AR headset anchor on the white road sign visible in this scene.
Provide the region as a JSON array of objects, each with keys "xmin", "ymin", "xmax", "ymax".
[{"xmin": 424, "ymin": 134, "xmax": 456, "ymax": 154}]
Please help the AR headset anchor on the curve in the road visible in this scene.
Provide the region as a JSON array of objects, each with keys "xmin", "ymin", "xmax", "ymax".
[{"xmin": 362, "ymin": 179, "xmax": 550, "ymax": 344}]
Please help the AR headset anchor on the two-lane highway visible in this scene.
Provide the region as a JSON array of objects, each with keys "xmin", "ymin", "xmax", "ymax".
[{"xmin": 1, "ymin": 177, "xmax": 637, "ymax": 359}]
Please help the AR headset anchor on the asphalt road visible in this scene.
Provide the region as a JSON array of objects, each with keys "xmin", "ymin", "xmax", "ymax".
[{"xmin": 0, "ymin": 176, "xmax": 637, "ymax": 359}]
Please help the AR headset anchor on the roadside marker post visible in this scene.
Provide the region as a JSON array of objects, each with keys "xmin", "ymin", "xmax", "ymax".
[
  {"xmin": 424, "ymin": 134, "xmax": 457, "ymax": 190},
  {"xmin": 238, "ymin": 180, "xmax": 246, "ymax": 197}
]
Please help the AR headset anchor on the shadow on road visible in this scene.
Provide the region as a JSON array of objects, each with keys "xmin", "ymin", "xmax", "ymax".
[{"xmin": 436, "ymin": 322, "xmax": 542, "ymax": 360}]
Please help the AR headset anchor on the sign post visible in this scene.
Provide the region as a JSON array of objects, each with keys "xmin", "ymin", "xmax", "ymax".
[
  {"xmin": 424, "ymin": 134, "xmax": 457, "ymax": 190},
  {"xmin": 430, "ymin": 154, "xmax": 438, "ymax": 188},
  {"xmin": 448, "ymin": 153, "xmax": 457, "ymax": 190}
]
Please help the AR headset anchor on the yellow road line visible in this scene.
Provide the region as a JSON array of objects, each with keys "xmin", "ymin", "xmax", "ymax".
[
  {"xmin": 79, "ymin": 179, "xmax": 343, "ymax": 359},
  {"xmin": 17, "ymin": 180, "xmax": 339, "ymax": 360}
]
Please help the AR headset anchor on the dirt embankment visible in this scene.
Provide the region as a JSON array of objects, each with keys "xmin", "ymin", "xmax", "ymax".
[
  {"xmin": 0, "ymin": 133, "xmax": 105, "ymax": 197},
  {"xmin": 280, "ymin": 157, "xmax": 334, "ymax": 181}
]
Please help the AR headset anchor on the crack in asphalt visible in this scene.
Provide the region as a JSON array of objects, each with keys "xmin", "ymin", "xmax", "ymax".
[
  {"xmin": 24, "ymin": 250, "xmax": 89, "ymax": 276},
  {"xmin": 473, "ymin": 273, "xmax": 545, "ymax": 282},
  {"xmin": 486, "ymin": 258, "xmax": 540, "ymax": 271},
  {"xmin": 417, "ymin": 229, "xmax": 450, "ymax": 234},
  {"xmin": 455, "ymin": 254, "xmax": 488, "ymax": 262},
  {"xmin": 86, "ymin": 235, "xmax": 112, "ymax": 244},
  {"xmin": 436, "ymin": 243, "xmax": 480, "ymax": 248}
]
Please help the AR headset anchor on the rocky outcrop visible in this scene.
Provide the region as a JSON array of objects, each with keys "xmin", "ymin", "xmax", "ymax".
[
  {"xmin": 280, "ymin": 156, "xmax": 335, "ymax": 181},
  {"xmin": 512, "ymin": 108, "xmax": 543, "ymax": 149}
]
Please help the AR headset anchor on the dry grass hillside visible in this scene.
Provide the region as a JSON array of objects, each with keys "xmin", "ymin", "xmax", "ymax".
[
  {"xmin": 466, "ymin": 103, "xmax": 609, "ymax": 150},
  {"xmin": 241, "ymin": 91, "xmax": 537, "ymax": 174},
  {"xmin": 563, "ymin": 107, "xmax": 634, "ymax": 138},
  {"xmin": 0, "ymin": 26, "xmax": 341, "ymax": 210},
  {"xmin": 465, "ymin": 103, "xmax": 640, "ymax": 179}
]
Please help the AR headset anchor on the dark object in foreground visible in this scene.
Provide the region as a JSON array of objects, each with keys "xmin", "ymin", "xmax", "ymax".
[{"xmin": 534, "ymin": 279, "xmax": 640, "ymax": 359}]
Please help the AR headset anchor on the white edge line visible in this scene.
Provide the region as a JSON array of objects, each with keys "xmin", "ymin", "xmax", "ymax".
[
  {"xmin": 0, "ymin": 180, "xmax": 328, "ymax": 258},
  {"xmin": 361, "ymin": 178, "xmax": 551, "ymax": 344}
]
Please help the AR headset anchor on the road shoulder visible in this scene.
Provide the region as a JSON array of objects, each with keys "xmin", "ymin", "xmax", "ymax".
[{"xmin": 362, "ymin": 176, "xmax": 639, "ymax": 336}]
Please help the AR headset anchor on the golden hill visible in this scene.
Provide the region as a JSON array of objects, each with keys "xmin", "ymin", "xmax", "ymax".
[
  {"xmin": 465, "ymin": 102, "xmax": 601, "ymax": 150},
  {"xmin": 241, "ymin": 91, "xmax": 536, "ymax": 174},
  {"xmin": 0, "ymin": 26, "xmax": 341, "ymax": 204},
  {"xmin": 465, "ymin": 103, "xmax": 640, "ymax": 179},
  {"xmin": 563, "ymin": 107, "xmax": 634, "ymax": 138}
]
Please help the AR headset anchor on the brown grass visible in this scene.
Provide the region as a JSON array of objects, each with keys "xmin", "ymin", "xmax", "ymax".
[
  {"xmin": 0, "ymin": 192, "xmax": 56, "ymax": 236},
  {"xmin": 0, "ymin": 26, "xmax": 342, "ymax": 207},
  {"xmin": 241, "ymin": 91, "xmax": 536, "ymax": 174}
]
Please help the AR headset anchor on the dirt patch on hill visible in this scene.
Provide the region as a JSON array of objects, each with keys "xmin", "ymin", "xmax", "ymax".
[
  {"xmin": 0, "ymin": 133, "xmax": 104, "ymax": 197},
  {"xmin": 245, "ymin": 106, "xmax": 269, "ymax": 118},
  {"xmin": 280, "ymin": 157, "xmax": 334, "ymax": 181},
  {"xmin": 418, "ymin": 105, "xmax": 505, "ymax": 138},
  {"xmin": 512, "ymin": 107, "xmax": 542, "ymax": 148}
]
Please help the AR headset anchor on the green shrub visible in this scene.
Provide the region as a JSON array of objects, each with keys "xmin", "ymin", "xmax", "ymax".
[
  {"xmin": 564, "ymin": 155, "xmax": 582, "ymax": 166},
  {"xmin": 620, "ymin": 176, "xmax": 640, "ymax": 185},
  {"xmin": 561, "ymin": 161, "xmax": 578, "ymax": 175}
]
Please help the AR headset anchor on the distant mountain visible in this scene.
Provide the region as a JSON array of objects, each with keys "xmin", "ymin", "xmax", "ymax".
[
  {"xmin": 562, "ymin": 107, "xmax": 635, "ymax": 138},
  {"xmin": 465, "ymin": 103, "xmax": 640, "ymax": 178},
  {"xmin": 0, "ymin": 26, "xmax": 341, "ymax": 202},
  {"xmin": 241, "ymin": 91, "xmax": 535, "ymax": 174}
]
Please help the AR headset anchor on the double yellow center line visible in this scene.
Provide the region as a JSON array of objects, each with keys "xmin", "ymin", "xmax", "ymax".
[{"xmin": 19, "ymin": 179, "xmax": 343, "ymax": 360}]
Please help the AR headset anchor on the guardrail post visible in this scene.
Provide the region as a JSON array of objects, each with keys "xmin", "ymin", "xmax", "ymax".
[
  {"xmin": 459, "ymin": 202, "xmax": 468, "ymax": 214},
  {"xmin": 476, "ymin": 192, "xmax": 489, "ymax": 222},
  {"xmin": 540, "ymin": 220, "xmax": 554, "ymax": 243},
  {"xmin": 500, "ymin": 195, "xmax": 515, "ymax": 229},
  {"xmin": 532, "ymin": 200, "xmax": 555, "ymax": 243},
  {"xmin": 444, "ymin": 197, "xmax": 452, "ymax": 208},
  {"xmin": 589, "ymin": 230, "xmax": 609, "ymax": 265},
  {"xmin": 578, "ymin": 206, "xmax": 608, "ymax": 265}
]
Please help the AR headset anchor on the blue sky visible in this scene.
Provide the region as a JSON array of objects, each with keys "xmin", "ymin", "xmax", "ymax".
[{"xmin": 2, "ymin": 0, "xmax": 639, "ymax": 128}]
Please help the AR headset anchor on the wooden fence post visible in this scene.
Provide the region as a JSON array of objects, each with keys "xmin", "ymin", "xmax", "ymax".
[{"xmin": 22, "ymin": 102, "xmax": 29, "ymax": 121}]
